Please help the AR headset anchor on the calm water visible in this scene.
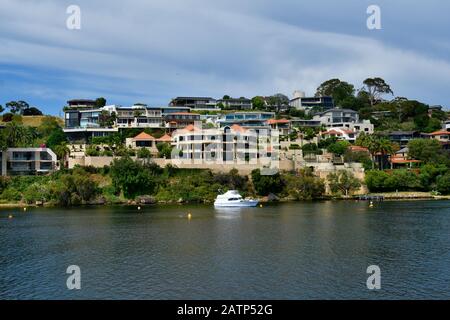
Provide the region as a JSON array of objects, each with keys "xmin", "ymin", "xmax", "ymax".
[{"xmin": 1, "ymin": 201, "xmax": 449, "ymax": 300}]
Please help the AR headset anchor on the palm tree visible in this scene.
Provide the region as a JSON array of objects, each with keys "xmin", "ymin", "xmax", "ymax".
[{"xmin": 54, "ymin": 144, "xmax": 70, "ymax": 169}]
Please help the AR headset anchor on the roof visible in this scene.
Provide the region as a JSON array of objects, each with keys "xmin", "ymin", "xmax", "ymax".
[
  {"xmin": 389, "ymin": 131, "xmax": 418, "ymax": 135},
  {"xmin": 323, "ymin": 128, "xmax": 354, "ymax": 135},
  {"xmin": 428, "ymin": 130, "xmax": 450, "ymax": 136},
  {"xmin": 396, "ymin": 147, "xmax": 409, "ymax": 154},
  {"xmin": 348, "ymin": 145, "xmax": 369, "ymax": 152},
  {"xmin": 133, "ymin": 132, "xmax": 156, "ymax": 141},
  {"xmin": 390, "ymin": 156, "xmax": 421, "ymax": 164},
  {"xmin": 172, "ymin": 97, "xmax": 214, "ymax": 100},
  {"xmin": 230, "ymin": 124, "xmax": 247, "ymax": 132},
  {"xmin": 266, "ymin": 119, "xmax": 290, "ymax": 125},
  {"xmin": 157, "ymin": 134, "xmax": 172, "ymax": 142},
  {"xmin": 167, "ymin": 112, "xmax": 199, "ymax": 116},
  {"xmin": 183, "ymin": 124, "xmax": 202, "ymax": 132},
  {"xmin": 318, "ymin": 108, "xmax": 357, "ymax": 116}
]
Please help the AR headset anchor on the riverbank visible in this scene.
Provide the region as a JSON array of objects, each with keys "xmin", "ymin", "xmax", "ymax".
[{"xmin": 1, "ymin": 191, "xmax": 449, "ymax": 209}]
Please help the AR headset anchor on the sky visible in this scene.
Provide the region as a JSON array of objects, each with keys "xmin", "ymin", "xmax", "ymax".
[{"xmin": 0, "ymin": 0, "xmax": 449, "ymax": 115}]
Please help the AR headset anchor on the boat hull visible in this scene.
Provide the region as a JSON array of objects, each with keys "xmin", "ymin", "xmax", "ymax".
[{"xmin": 214, "ymin": 200, "xmax": 259, "ymax": 208}]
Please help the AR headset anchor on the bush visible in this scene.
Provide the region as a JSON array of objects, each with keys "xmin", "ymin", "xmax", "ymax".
[
  {"xmin": 137, "ymin": 148, "xmax": 151, "ymax": 159},
  {"xmin": 0, "ymin": 187, "xmax": 22, "ymax": 202},
  {"xmin": 436, "ymin": 173, "xmax": 450, "ymax": 194},
  {"xmin": 365, "ymin": 170, "xmax": 422, "ymax": 192},
  {"xmin": 327, "ymin": 141, "xmax": 351, "ymax": 156},
  {"xmin": 284, "ymin": 169, "xmax": 325, "ymax": 200},
  {"xmin": 85, "ymin": 146, "xmax": 100, "ymax": 156},
  {"xmin": 251, "ymin": 169, "xmax": 285, "ymax": 196}
]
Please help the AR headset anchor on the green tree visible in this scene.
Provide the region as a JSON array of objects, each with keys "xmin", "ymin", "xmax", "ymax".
[
  {"xmin": 251, "ymin": 169, "xmax": 285, "ymax": 196},
  {"xmin": 328, "ymin": 170, "xmax": 361, "ymax": 196},
  {"xmin": 157, "ymin": 142, "xmax": 173, "ymax": 159},
  {"xmin": 361, "ymin": 77, "xmax": 394, "ymax": 107},
  {"xmin": 95, "ymin": 97, "xmax": 107, "ymax": 108},
  {"xmin": 5, "ymin": 100, "xmax": 29, "ymax": 114},
  {"xmin": 284, "ymin": 169, "xmax": 325, "ymax": 200},
  {"xmin": 110, "ymin": 157, "xmax": 157, "ymax": 198},
  {"xmin": 408, "ymin": 139, "xmax": 448, "ymax": 165},
  {"xmin": 327, "ymin": 140, "xmax": 350, "ymax": 156},
  {"xmin": 315, "ymin": 78, "xmax": 355, "ymax": 106},
  {"xmin": 436, "ymin": 173, "xmax": 450, "ymax": 195},
  {"xmin": 251, "ymin": 96, "xmax": 265, "ymax": 110}
]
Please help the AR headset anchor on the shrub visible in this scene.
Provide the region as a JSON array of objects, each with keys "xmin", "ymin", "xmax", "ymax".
[
  {"xmin": 436, "ymin": 173, "xmax": 450, "ymax": 195},
  {"xmin": 251, "ymin": 169, "xmax": 285, "ymax": 196},
  {"xmin": 137, "ymin": 148, "xmax": 151, "ymax": 159},
  {"xmin": 0, "ymin": 187, "xmax": 22, "ymax": 202}
]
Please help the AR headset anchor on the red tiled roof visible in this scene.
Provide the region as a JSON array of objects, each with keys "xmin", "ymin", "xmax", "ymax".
[
  {"xmin": 349, "ymin": 145, "xmax": 369, "ymax": 152},
  {"xmin": 230, "ymin": 124, "xmax": 247, "ymax": 132},
  {"xmin": 157, "ymin": 134, "xmax": 172, "ymax": 142},
  {"xmin": 266, "ymin": 119, "xmax": 290, "ymax": 125},
  {"xmin": 133, "ymin": 132, "xmax": 155, "ymax": 141},
  {"xmin": 428, "ymin": 130, "xmax": 450, "ymax": 136}
]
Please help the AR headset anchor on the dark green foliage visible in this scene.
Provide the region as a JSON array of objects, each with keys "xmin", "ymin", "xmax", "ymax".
[
  {"xmin": 284, "ymin": 169, "xmax": 325, "ymax": 200},
  {"xmin": 251, "ymin": 169, "xmax": 285, "ymax": 196}
]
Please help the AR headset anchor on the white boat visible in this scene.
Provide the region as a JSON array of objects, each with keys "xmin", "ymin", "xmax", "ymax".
[{"xmin": 214, "ymin": 190, "xmax": 259, "ymax": 207}]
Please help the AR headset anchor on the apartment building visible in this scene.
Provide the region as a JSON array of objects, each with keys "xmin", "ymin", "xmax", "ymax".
[
  {"xmin": 171, "ymin": 124, "xmax": 277, "ymax": 164},
  {"xmin": 0, "ymin": 148, "xmax": 58, "ymax": 176},
  {"xmin": 165, "ymin": 113, "xmax": 201, "ymax": 129}
]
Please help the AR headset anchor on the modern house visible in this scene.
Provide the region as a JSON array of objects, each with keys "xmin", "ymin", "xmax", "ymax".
[
  {"xmin": 321, "ymin": 128, "xmax": 357, "ymax": 143},
  {"xmin": 289, "ymin": 91, "xmax": 334, "ymax": 112},
  {"xmin": 217, "ymin": 97, "xmax": 253, "ymax": 110},
  {"xmin": 217, "ymin": 112, "xmax": 275, "ymax": 130},
  {"xmin": 0, "ymin": 148, "xmax": 58, "ymax": 176},
  {"xmin": 165, "ymin": 112, "xmax": 201, "ymax": 129},
  {"xmin": 169, "ymin": 97, "xmax": 219, "ymax": 111},
  {"xmin": 388, "ymin": 131, "xmax": 421, "ymax": 147},
  {"xmin": 313, "ymin": 108, "xmax": 374, "ymax": 134}
]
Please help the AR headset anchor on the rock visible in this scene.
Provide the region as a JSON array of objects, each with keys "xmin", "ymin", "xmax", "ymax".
[
  {"xmin": 135, "ymin": 195, "xmax": 156, "ymax": 205},
  {"xmin": 177, "ymin": 198, "xmax": 184, "ymax": 203},
  {"xmin": 267, "ymin": 193, "xmax": 280, "ymax": 202}
]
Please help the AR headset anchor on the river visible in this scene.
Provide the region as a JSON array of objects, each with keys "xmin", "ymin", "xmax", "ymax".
[{"xmin": 1, "ymin": 201, "xmax": 449, "ymax": 299}]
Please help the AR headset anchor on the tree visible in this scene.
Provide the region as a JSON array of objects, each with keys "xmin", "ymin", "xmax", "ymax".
[
  {"xmin": 328, "ymin": 170, "xmax": 361, "ymax": 196},
  {"xmin": 251, "ymin": 169, "xmax": 285, "ymax": 196},
  {"xmin": 284, "ymin": 169, "xmax": 325, "ymax": 200},
  {"xmin": 95, "ymin": 97, "xmax": 107, "ymax": 108},
  {"xmin": 356, "ymin": 133, "xmax": 394, "ymax": 169},
  {"xmin": 110, "ymin": 157, "xmax": 157, "ymax": 198},
  {"xmin": 315, "ymin": 78, "xmax": 355, "ymax": 106},
  {"xmin": 157, "ymin": 142, "xmax": 173, "ymax": 159},
  {"xmin": 0, "ymin": 105, "xmax": 4, "ymax": 114},
  {"xmin": 99, "ymin": 110, "xmax": 116, "ymax": 127},
  {"xmin": 6, "ymin": 100, "xmax": 29, "ymax": 114},
  {"xmin": 361, "ymin": 78, "xmax": 394, "ymax": 107},
  {"xmin": 22, "ymin": 107, "xmax": 43, "ymax": 116},
  {"xmin": 137, "ymin": 147, "xmax": 151, "ymax": 160},
  {"xmin": 436, "ymin": 173, "xmax": 450, "ymax": 195},
  {"xmin": 37, "ymin": 116, "xmax": 62, "ymax": 137},
  {"xmin": 327, "ymin": 140, "xmax": 350, "ymax": 156},
  {"xmin": 408, "ymin": 139, "xmax": 448, "ymax": 165},
  {"xmin": 251, "ymin": 96, "xmax": 265, "ymax": 110},
  {"xmin": 222, "ymin": 95, "xmax": 231, "ymax": 100},
  {"xmin": 46, "ymin": 128, "xmax": 67, "ymax": 149},
  {"xmin": 53, "ymin": 144, "xmax": 70, "ymax": 168},
  {"xmin": 266, "ymin": 93, "xmax": 289, "ymax": 113}
]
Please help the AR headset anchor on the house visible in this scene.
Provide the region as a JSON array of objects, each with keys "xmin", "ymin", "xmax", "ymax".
[
  {"xmin": 266, "ymin": 119, "xmax": 291, "ymax": 136},
  {"xmin": 169, "ymin": 97, "xmax": 219, "ymax": 111},
  {"xmin": 0, "ymin": 148, "xmax": 58, "ymax": 176},
  {"xmin": 165, "ymin": 112, "xmax": 201, "ymax": 129},
  {"xmin": 313, "ymin": 108, "xmax": 374, "ymax": 134},
  {"xmin": 388, "ymin": 131, "xmax": 421, "ymax": 147},
  {"xmin": 217, "ymin": 97, "xmax": 253, "ymax": 110},
  {"xmin": 289, "ymin": 90, "xmax": 334, "ymax": 112},
  {"xmin": 125, "ymin": 132, "xmax": 172, "ymax": 154},
  {"xmin": 217, "ymin": 112, "xmax": 275, "ymax": 131},
  {"xmin": 424, "ymin": 130, "xmax": 450, "ymax": 143},
  {"xmin": 321, "ymin": 128, "xmax": 357, "ymax": 143},
  {"xmin": 389, "ymin": 147, "xmax": 421, "ymax": 169}
]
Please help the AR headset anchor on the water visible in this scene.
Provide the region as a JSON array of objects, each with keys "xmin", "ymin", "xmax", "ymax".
[{"xmin": 1, "ymin": 201, "xmax": 449, "ymax": 299}]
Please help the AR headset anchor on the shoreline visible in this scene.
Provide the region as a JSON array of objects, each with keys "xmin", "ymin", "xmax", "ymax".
[{"xmin": 1, "ymin": 192, "xmax": 449, "ymax": 209}]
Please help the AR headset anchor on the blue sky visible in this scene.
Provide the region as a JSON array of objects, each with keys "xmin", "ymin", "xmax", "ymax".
[{"xmin": 1, "ymin": 0, "xmax": 449, "ymax": 115}]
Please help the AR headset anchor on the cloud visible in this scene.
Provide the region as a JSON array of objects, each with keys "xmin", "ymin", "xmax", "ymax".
[{"xmin": 0, "ymin": 0, "xmax": 449, "ymax": 113}]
